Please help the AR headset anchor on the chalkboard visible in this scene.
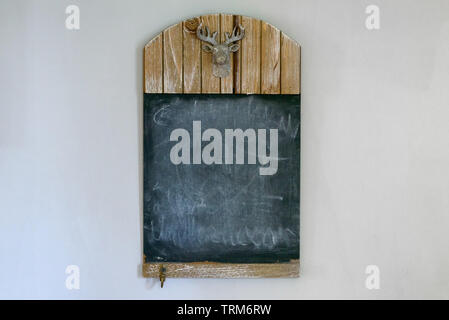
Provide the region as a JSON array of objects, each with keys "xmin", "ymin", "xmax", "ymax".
[{"xmin": 143, "ymin": 94, "xmax": 300, "ymax": 263}]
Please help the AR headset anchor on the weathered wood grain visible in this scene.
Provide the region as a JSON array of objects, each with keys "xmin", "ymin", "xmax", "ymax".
[
  {"xmin": 281, "ymin": 32, "xmax": 301, "ymax": 94},
  {"xmin": 143, "ymin": 260, "xmax": 299, "ymax": 278},
  {"xmin": 241, "ymin": 16, "xmax": 261, "ymax": 94},
  {"xmin": 201, "ymin": 14, "xmax": 220, "ymax": 93},
  {"xmin": 261, "ymin": 22, "xmax": 281, "ymax": 94},
  {"xmin": 183, "ymin": 18, "xmax": 201, "ymax": 93},
  {"xmin": 220, "ymin": 14, "xmax": 234, "ymax": 93},
  {"xmin": 233, "ymin": 15, "xmax": 242, "ymax": 94},
  {"xmin": 144, "ymin": 33, "xmax": 163, "ymax": 93},
  {"xmin": 163, "ymin": 22, "xmax": 183, "ymax": 93},
  {"xmin": 144, "ymin": 14, "xmax": 301, "ymax": 95}
]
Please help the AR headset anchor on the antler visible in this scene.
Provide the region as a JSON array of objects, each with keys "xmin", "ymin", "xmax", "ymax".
[
  {"xmin": 196, "ymin": 23, "xmax": 218, "ymax": 46},
  {"xmin": 224, "ymin": 24, "xmax": 245, "ymax": 44}
]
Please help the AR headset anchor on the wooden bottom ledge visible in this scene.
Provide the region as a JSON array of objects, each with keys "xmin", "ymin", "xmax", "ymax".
[{"xmin": 142, "ymin": 260, "xmax": 299, "ymax": 278}]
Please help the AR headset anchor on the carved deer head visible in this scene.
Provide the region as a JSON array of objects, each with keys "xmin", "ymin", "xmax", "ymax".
[{"xmin": 196, "ymin": 23, "xmax": 245, "ymax": 78}]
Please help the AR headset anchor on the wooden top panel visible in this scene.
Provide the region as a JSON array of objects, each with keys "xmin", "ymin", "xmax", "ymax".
[{"xmin": 144, "ymin": 14, "xmax": 300, "ymax": 94}]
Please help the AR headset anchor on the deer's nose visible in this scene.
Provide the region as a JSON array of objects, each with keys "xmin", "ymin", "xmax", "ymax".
[{"xmin": 216, "ymin": 56, "xmax": 226, "ymax": 64}]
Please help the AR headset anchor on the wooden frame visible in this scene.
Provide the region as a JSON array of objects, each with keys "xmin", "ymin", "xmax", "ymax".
[{"xmin": 143, "ymin": 14, "xmax": 301, "ymax": 278}]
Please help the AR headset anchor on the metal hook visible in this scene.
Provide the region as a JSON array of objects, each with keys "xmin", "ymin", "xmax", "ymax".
[{"xmin": 159, "ymin": 265, "xmax": 166, "ymax": 288}]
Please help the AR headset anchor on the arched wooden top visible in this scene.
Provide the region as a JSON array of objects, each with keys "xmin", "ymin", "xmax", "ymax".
[{"xmin": 144, "ymin": 14, "xmax": 300, "ymax": 95}]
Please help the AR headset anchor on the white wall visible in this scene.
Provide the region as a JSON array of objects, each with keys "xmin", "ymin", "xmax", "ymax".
[{"xmin": 1, "ymin": 0, "xmax": 449, "ymax": 299}]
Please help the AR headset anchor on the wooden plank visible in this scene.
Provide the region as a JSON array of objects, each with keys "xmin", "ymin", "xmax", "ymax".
[
  {"xmin": 241, "ymin": 16, "xmax": 261, "ymax": 94},
  {"xmin": 201, "ymin": 14, "xmax": 220, "ymax": 93},
  {"xmin": 233, "ymin": 15, "xmax": 242, "ymax": 94},
  {"xmin": 144, "ymin": 33, "xmax": 163, "ymax": 93},
  {"xmin": 143, "ymin": 260, "xmax": 299, "ymax": 278},
  {"xmin": 183, "ymin": 18, "xmax": 201, "ymax": 93},
  {"xmin": 220, "ymin": 14, "xmax": 234, "ymax": 93},
  {"xmin": 145, "ymin": 16, "xmax": 301, "ymax": 96},
  {"xmin": 163, "ymin": 22, "xmax": 183, "ymax": 93},
  {"xmin": 281, "ymin": 32, "xmax": 301, "ymax": 94},
  {"xmin": 261, "ymin": 22, "xmax": 280, "ymax": 94}
]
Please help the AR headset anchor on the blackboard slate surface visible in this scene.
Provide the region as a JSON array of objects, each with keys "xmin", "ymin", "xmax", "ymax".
[{"xmin": 144, "ymin": 94, "xmax": 300, "ymax": 263}]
